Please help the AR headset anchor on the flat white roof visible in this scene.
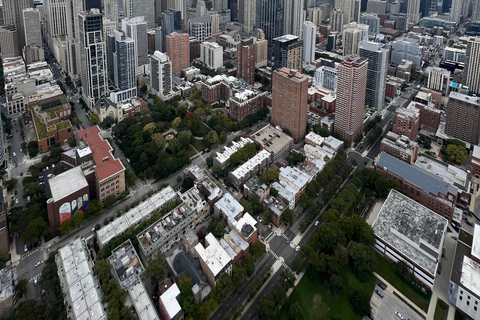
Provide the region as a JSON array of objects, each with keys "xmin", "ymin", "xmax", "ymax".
[
  {"xmin": 195, "ymin": 233, "xmax": 232, "ymax": 277},
  {"xmin": 49, "ymin": 167, "xmax": 88, "ymax": 202},
  {"xmin": 231, "ymin": 149, "xmax": 271, "ymax": 179},
  {"xmin": 305, "ymin": 131, "xmax": 325, "ymax": 147},
  {"xmin": 129, "ymin": 281, "xmax": 161, "ymax": 320},
  {"xmin": 471, "ymin": 224, "xmax": 480, "ymax": 261},
  {"xmin": 215, "ymin": 137, "xmax": 253, "ymax": 165},
  {"xmin": 324, "ymin": 136, "xmax": 344, "ymax": 151},
  {"xmin": 214, "ymin": 193, "xmax": 243, "ymax": 221},
  {"xmin": 231, "ymin": 212, "xmax": 257, "ymax": 236},
  {"xmin": 460, "ymin": 256, "xmax": 480, "ymax": 298},
  {"xmin": 279, "ymin": 166, "xmax": 312, "ymax": 190},
  {"xmin": 160, "ymin": 284, "xmax": 182, "ymax": 318},
  {"xmin": 473, "ymin": 145, "xmax": 480, "ymax": 161},
  {"xmin": 97, "ymin": 186, "xmax": 176, "ymax": 246}
]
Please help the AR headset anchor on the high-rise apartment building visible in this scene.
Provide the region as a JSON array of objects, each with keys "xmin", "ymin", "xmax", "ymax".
[
  {"xmin": 283, "ymin": 0, "xmax": 305, "ymax": 37},
  {"xmin": 121, "ymin": 16, "xmax": 148, "ymax": 75},
  {"xmin": 121, "ymin": 0, "xmax": 155, "ymax": 29},
  {"xmin": 160, "ymin": 10, "xmax": 182, "ymax": 52},
  {"xmin": 463, "ymin": 37, "xmax": 480, "ymax": 95},
  {"xmin": 342, "ymin": 27, "xmax": 362, "ymax": 56},
  {"xmin": 445, "ymin": 92, "xmax": 480, "ymax": 145},
  {"xmin": 314, "ymin": 66, "xmax": 337, "ymax": 91},
  {"xmin": 107, "ymin": 29, "xmax": 137, "ymax": 102},
  {"xmin": 165, "ymin": 32, "xmax": 190, "ymax": 76},
  {"xmin": 272, "ymin": 34, "xmax": 303, "ymax": 71},
  {"xmin": 44, "ymin": 0, "xmax": 68, "ymax": 38},
  {"xmin": 450, "ymin": 0, "xmax": 463, "ymax": 23},
  {"xmin": 23, "ymin": 8, "xmax": 42, "ymax": 47},
  {"xmin": 272, "ymin": 67, "xmax": 308, "ymax": 143},
  {"xmin": 188, "ymin": 16, "xmax": 212, "ymax": 43},
  {"xmin": 334, "ymin": 56, "xmax": 368, "ymax": 141},
  {"xmin": 366, "ymin": 0, "xmax": 387, "ymax": 14},
  {"xmin": 335, "ymin": 0, "xmax": 352, "ymax": 24},
  {"xmin": 104, "ymin": 0, "xmax": 119, "ymax": 23},
  {"xmin": 238, "ymin": 0, "xmax": 256, "ymax": 33},
  {"xmin": 212, "ymin": 0, "xmax": 228, "ymax": 10},
  {"xmin": 66, "ymin": 0, "xmax": 84, "ymax": 79},
  {"xmin": 78, "ymin": 9, "xmax": 108, "ymax": 109},
  {"xmin": 407, "ymin": 0, "xmax": 421, "ymax": 24},
  {"xmin": 330, "ymin": 9, "xmax": 344, "ymax": 32},
  {"xmin": 359, "ymin": 41, "xmax": 387, "ymax": 110},
  {"xmin": 303, "ymin": 21, "xmax": 316, "ymax": 64},
  {"xmin": 352, "ymin": 0, "xmax": 361, "ymax": 22},
  {"xmin": 473, "ymin": 1, "xmax": 480, "ymax": 22},
  {"xmin": 3, "ymin": 0, "xmax": 33, "ymax": 50},
  {"xmin": 0, "ymin": 26, "xmax": 19, "ymax": 58},
  {"xmin": 200, "ymin": 42, "xmax": 223, "ymax": 70},
  {"xmin": 237, "ymin": 38, "xmax": 256, "ymax": 85},
  {"xmin": 360, "ymin": 13, "xmax": 380, "ymax": 35},
  {"xmin": 256, "ymin": 0, "xmax": 283, "ymax": 43},
  {"xmin": 150, "ymin": 51, "xmax": 173, "ymax": 99},
  {"xmin": 426, "ymin": 67, "xmax": 450, "ymax": 94}
]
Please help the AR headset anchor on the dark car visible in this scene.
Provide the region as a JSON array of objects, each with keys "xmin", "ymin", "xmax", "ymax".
[
  {"xmin": 377, "ymin": 282, "xmax": 387, "ymax": 290},
  {"xmin": 375, "ymin": 290, "xmax": 384, "ymax": 298}
]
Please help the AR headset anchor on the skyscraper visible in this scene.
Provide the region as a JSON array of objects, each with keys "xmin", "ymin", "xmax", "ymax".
[
  {"xmin": 445, "ymin": 92, "xmax": 480, "ymax": 145},
  {"xmin": 407, "ymin": 0, "xmax": 421, "ymax": 24},
  {"xmin": 122, "ymin": 17, "xmax": 148, "ymax": 75},
  {"xmin": 342, "ymin": 26, "xmax": 362, "ymax": 56},
  {"xmin": 165, "ymin": 32, "xmax": 190, "ymax": 75},
  {"xmin": 334, "ymin": 55, "xmax": 368, "ymax": 141},
  {"xmin": 359, "ymin": 41, "xmax": 388, "ymax": 110},
  {"xmin": 473, "ymin": 0, "xmax": 480, "ymax": 21},
  {"xmin": 283, "ymin": 0, "xmax": 305, "ymax": 37},
  {"xmin": 335, "ymin": 0, "xmax": 352, "ymax": 24},
  {"xmin": 352, "ymin": 0, "xmax": 361, "ymax": 22},
  {"xmin": 237, "ymin": 38, "xmax": 256, "ymax": 84},
  {"xmin": 3, "ymin": 0, "xmax": 34, "ymax": 50},
  {"xmin": 107, "ymin": 29, "xmax": 137, "ymax": 102},
  {"xmin": 272, "ymin": 67, "xmax": 308, "ymax": 143},
  {"xmin": 175, "ymin": 0, "xmax": 188, "ymax": 20},
  {"xmin": 150, "ymin": 51, "xmax": 173, "ymax": 99},
  {"xmin": 188, "ymin": 16, "xmax": 212, "ymax": 43},
  {"xmin": 23, "ymin": 8, "xmax": 42, "ymax": 47},
  {"xmin": 330, "ymin": 8, "xmax": 344, "ymax": 32},
  {"xmin": 44, "ymin": 0, "xmax": 68, "ymax": 38},
  {"xmin": 272, "ymin": 34, "xmax": 303, "ymax": 71},
  {"xmin": 122, "ymin": 0, "xmax": 155, "ymax": 29},
  {"xmin": 238, "ymin": 0, "xmax": 256, "ymax": 33},
  {"xmin": 160, "ymin": 10, "xmax": 182, "ymax": 52},
  {"xmin": 103, "ymin": 0, "xmax": 119, "ymax": 23},
  {"xmin": 78, "ymin": 9, "xmax": 108, "ymax": 108},
  {"xmin": 66, "ymin": 0, "xmax": 83, "ymax": 78},
  {"xmin": 360, "ymin": 13, "xmax": 380, "ymax": 35},
  {"xmin": 84, "ymin": 0, "xmax": 101, "ymax": 10},
  {"xmin": 463, "ymin": 37, "xmax": 480, "ymax": 95},
  {"xmin": 302, "ymin": 21, "xmax": 316, "ymax": 64},
  {"xmin": 212, "ymin": 0, "xmax": 228, "ymax": 10},
  {"xmin": 256, "ymin": 0, "xmax": 283, "ymax": 43}
]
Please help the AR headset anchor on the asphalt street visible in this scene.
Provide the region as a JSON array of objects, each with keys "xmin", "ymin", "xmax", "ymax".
[{"xmin": 370, "ymin": 287, "xmax": 424, "ymax": 320}]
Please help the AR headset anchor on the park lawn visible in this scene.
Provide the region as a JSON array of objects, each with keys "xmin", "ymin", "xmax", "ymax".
[
  {"xmin": 278, "ymin": 266, "xmax": 375, "ymax": 320},
  {"xmin": 374, "ymin": 252, "xmax": 431, "ymax": 311},
  {"xmin": 434, "ymin": 299, "xmax": 449, "ymax": 320},
  {"xmin": 191, "ymin": 139, "xmax": 206, "ymax": 152}
]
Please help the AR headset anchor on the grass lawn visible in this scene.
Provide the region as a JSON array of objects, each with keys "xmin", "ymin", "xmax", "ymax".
[
  {"xmin": 191, "ymin": 139, "xmax": 206, "ymax": 152},
  {"xmin": 434, "ymin": 299, "xmax": 449, "ymax": 320},
  {"xmin": 374, "ymin": 253, "xmax": 431, "ymax": 311},
  {"xmin": 278, "ymin": 266, "xmax": 375, "ymax": 320}
]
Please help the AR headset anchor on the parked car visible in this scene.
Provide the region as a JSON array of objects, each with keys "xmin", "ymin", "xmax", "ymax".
[
  {"xmin": 377, "ymin": 282, "xmax": 387, "ymax": 290},
  {"xmin": 375, "ymin": 290, "xmax": 384, "ymax": 298},
  {"xmin": 394, "ymin": 311, "xmax": 404, "ymax": 319},
  {"xmin": 314, "ymin": 221, "xmax": 320, "ymax": 226},
  {"xmin": 466, "ymin": 220, "xmax": 474, "ymax": 227},
  {"xmin": 12, "ymin": 152, "xmax": 16, "ymax": 157},
  {"xmin": 295, "ymin": 245, "xmax": 300, "ymax": 252}
]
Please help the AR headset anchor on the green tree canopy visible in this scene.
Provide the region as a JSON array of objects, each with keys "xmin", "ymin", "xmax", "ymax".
[
  {"xmin": 203, "ymin": 130, "xmax": 220, "ymax": 148},
  {"xmin": 146, "ymin": 252, "xmax": 166, "ymax": 280},
  {"xmin": 89, "ymin": 113, "xmax": 99, "ymax": 125},
  {"xmin": 347, "ymin": 241, "xmax": 377, "ymax": 282},
  {"xmin": 444, "ymin": 144, "xmax": 468, "ymax": 163},
  {"xmin": 260, "ymin": 169, "xmax": 279, "ymax": 183},
  {"xmin": 24, "ymin": 218, "xmax": 50, "ymax": 244},
  {"xmin": 5, "ymin": 178, "xmax": 17, "ymax": 190}
]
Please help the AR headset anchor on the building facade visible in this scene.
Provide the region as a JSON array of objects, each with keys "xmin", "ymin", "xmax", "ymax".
[
  {"xmin": 272, "ymin": 67, "xmax": 308, "ymax": 143},
  {"xmin": 200, "ymin": 42, "xmax": 223, "ymax": 70},
  {"xmin": 272, "ymin": 34, "xmax": 302, "ymax": 71},
  {"xmin": 121, "ymin": 16, "xmax": 148, "ymax": 75},
  {"xmin": 463, "ymin": 37, "xmax": 480, "ymax": 96},
  {"xmin": 303, "ymin": 21, "xmax": 316, "ymax": 64},
  {"xmin": 359, "ymin": 41, "xmax": 387, "ymax": 110},
  {"xmin": 445, "ymin": 92, "xmax": 480, "ymax": 145},
  {"xmin": 334, "ymin": 55, "xmax": 368, "ymax": 141},
  {"xmin": 236, "ymin": 38, "xmax": 256, "ymax": 85},
  {"xmin": 166, "ymin": 32, "xmax": 190, "ymax": 76},
  {"xmin": 150, "ymin": 51, "xmax": 173, "ymax": 100},
  {"xmin": 23, "ymin": 8, "xmax": 42, "ymax": 47}
]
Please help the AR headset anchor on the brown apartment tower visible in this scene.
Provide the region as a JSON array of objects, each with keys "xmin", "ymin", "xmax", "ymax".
[
  {"xmin": 271, "ymin": 67, "xmax": 308, "ymax": 143},
  {"xmin": 334, "ymin": 55, "xmax": 368, "ymax": 141},
  {"xmin": 236, "ymin": 38, "xmax": 256, "ymax": 85},
  {"xmin": 445, "ymin": 91, "xmax": 480, "ymax": 145},
  {"xmin": 165, "ymin": 32, "xmax": 190, "ymax": 75}
]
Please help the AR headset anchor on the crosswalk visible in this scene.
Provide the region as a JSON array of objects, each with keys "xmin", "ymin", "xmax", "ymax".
[
  {"xmin": 281, "ymin": 234, "xmax": 291, "ymax": 241},
  {"xmin": 21, "ymin": 248, "xmax": 39, "ymax": 260},
  {"xmin": 29, "ymin": 273, "xmax": 41, "ymax": 283},
  {"xmin": 268, "ymin": 249, "xmax": 293, "ymax": 273}
]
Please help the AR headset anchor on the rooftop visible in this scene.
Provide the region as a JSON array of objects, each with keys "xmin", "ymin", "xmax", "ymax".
[
  {"xmin": 78, "ymin": 126, "xmax": 125, "ymax": 182},
  {"xmin": 129, "ymin": 281, "xmax": 161, "ymax": 320},
  {"xmin": 273, "ymin": 34, "xmax": 300, "ymax": 42},
  {"xmin": 279, "ymin": 166, "xmax": 312, "ymax": 190},
  {"xmin": 97, "ymin": 186, "xmax": 176, "ymax": 247},
  {"xmin": 324, "ymin": 136, "xmax": 344, "ymax": 151},
  {"xmin": 49, "ymin": 167, "xmax": 88, "ymax": 202},
  {"xmin": 251, "ymin": 125, "xmax": 293, "ymax": 159},
  {"xmin": 159, "ymin": 283, "xmax": 182, "ymax": 319},
  {"xmin": 415, "ymin": 155, "xmax": 469, "ymax": 191},
  {"xmin": 57, "ymin": 239, "xmax": 106, "ymax": 320},
  {"xmin": 305, "ymin": 131, "xmax": 325, "ymax": 147},
  {"xmin": 215, "ymin": 137, "xmax": 254, "ymax": 165},
  {"xmin": 372, "ymin": 189, "xmax": 448, "ymax": 275},
  {"xmin": 231, "ymin": 149, "xmax": 271, "ymax": 180},
  {"xmin": 107, "ymin": 240, "xmax": 145, "ymax": 290},
  {"xmin": 214, "ymin": 193, "xmax": 244, "ymax": 221},
  {"xmin": 230, "ymin": 212, "xmax": 257, "ymax": 239},
  {"xmin": 194, "ymin": 233, "xmax": 232, "ymax": 277},
  {"xmin": 0, "ymin": 266, "xmax": 13, "ymax": 304},
  {"xmin": 377, "ymin": 152, "xmax": 458, "ymax": 198},
  {"xmin": 449, "ymin": 91, "xmax": 480, "ymax": 106}
]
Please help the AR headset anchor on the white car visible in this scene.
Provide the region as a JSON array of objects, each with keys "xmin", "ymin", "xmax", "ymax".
[
  {"xmin": 35, "ymin": 260, "xmax": 43, "ymax": 267},
  {"xmin": 295, "ymin": 245, "xmax": 300, "ymax": 252},
  {"xmin": 394, "ymin": 311, "xmax": 404, "ymax": 319},
  {"xmin": 314, "ymin": 221, "xmax": 320, "ymax": 226},
  {"xmin": 12, "ymin": 152, "xmax": 16, "ymax": 157},
  {"xmin": 34, "ymin": 278, "xmax": 38, "ymax": 286},
  {"xmin": 15, "ymin": 199, "xmax": 18, "ymax": 204},
  {"xmin": 24, "ymin": 245, "xmax": 28, "ymax": 252}
]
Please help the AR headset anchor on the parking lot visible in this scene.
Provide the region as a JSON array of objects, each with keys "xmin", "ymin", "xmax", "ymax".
[{"xmin": 369, "ymin": 284, "xmax": 425, "ymax": 320}]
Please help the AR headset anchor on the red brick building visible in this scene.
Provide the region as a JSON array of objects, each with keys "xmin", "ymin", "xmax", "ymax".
[
  {"xmin": 166, "ymin": 32, "xmax": 190, "ymax": 76},
  {"xmin": 386, "ymin": 81, "xmax": 401, "ymax": 98},
  {"xmin": 393, "ymin": 106, "xmax": 420, "ymax": 140},
  {"xmin": 272, "ymin": 68, "xmax": 308, "ymax": 143},
  {"xmin": 236, "ymin": 39, "xmax": 256, "ymax": 85},
  {"xmin": 228, "ymin": 89, "xmax": 267, "ymax": 122}
]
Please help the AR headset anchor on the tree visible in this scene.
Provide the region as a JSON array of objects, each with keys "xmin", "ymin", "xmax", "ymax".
[
  {"xmin": 260, "ymin": 169, "xmax": 279, "ymax": 183},
  {"xmin": 262, "ymin": 211, "xmax": 271, "ymax": 224},
  {"xmin": 349, "ymin": 290, "xmax": 371, "ymax": 317},
  {"xmin": 24, "ymin": 182, "xmax": 42, "ymax": 196},
  {"xmin": 244, "ymin": 253, "xmax": 255, "ymax": 275},
  {"xmin": 89, "ymin": 113, "xmax": 99, "ymax": 125},
  {"xmin": 183, "ymin": 177, "xmax": 194, "ymax": 190},
  {"xmin": 324, "ymin": 209, "xmax": 340, "ymax": 223},
  {"xmin": 178, "ymin": 130, "xmax": 192, "ymax": 146},
  {"xmin": 444, "ymin": 144, "xmax": 468, "ymax": 163},
  {"xmin": 313, "ymin": 125, "xmax": 331, "ymax": 137},
  {"xmin": 72, "ymin": 211, "xmax": 84, "ymax": 227},
  {"xmin": 347, "ymin": 241, "xmax": 376, "ymax": 282},
  {"xmin": 239, "ymin": 199, "xmax": 253, "ymax": 215},
  {"xmin": 59, "ymin": 219, "xmax": 75, "ymax": 235},
  {"xmin": 146, "ymin": 252, "xmax": 166, "ymax": 280},
  {"xmin": 172, "ymin": 117, "xmax": 182, "ymax": 128},
  {"xmin": 286, "ymin": 151, "xmax": 306, "ymax": 165},
  {"xmin": 208, "ymin": 216, "xmax": 226, "ymax": 237},
  {"xmin": 5, "ymin": 178, "xmax": 17, "ymax": 190},
  {"xmin": 329, "ymin": 274, "xmax": 343, "ymax": 294},
  {"xmin": 152, "ymin": 133, "xmax": 166, "ymax": 149},
  {"xmin": 84, "ymin": 200, "xmax": 103, "ymax": 219},
  {"xmin": 288, "ymin": 302, "xmax": 305, "ymax": 320},
  {"xmin": 104, "ymin": 195, "xmax": 116, "ymax": 208},
  {"xmin": 280, "ymin": 208, "xmax": 294, "ymax": 225},
  {"xmin": 203, "ymin": 130, "xmax": 220, "ymax": 148},
  {"xmin": 315, "ymin": 223, "xmax": 346, "ymax": 253},
  {"xmin": 219, "ymin": 131, "xmax": 227, "ymax": 143},
  {"xmin": 15, "ymin": 279, "xmax": 28, "ymax": 299},
  {"xmin": 24, "ymin": 218, "xmax": 49, "ymax": 244},
  {"xmin": 393, "ymin": 260, "xmax": 412, "ymax": 283}
]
